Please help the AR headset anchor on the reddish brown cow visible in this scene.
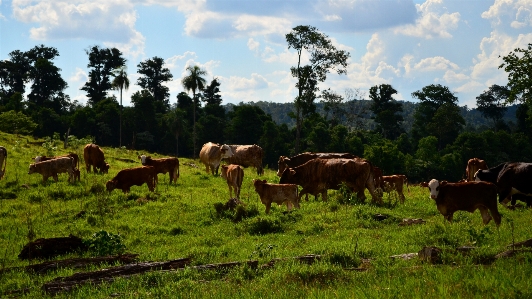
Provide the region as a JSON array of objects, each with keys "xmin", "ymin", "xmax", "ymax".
[
  {"xmin": 0, "ymin": 146, "xmax": 7, "ymax": 179},
  {"xmin": 276, "ymin": 152, "xmax": 358, "ymax": 177},
  {"xmin": 373, "ymin": 166, "xmax": 383, "ymax": 189},
  {"xmin": 138, "ymin": 155, "xmax": 179, "ymax": 184},
  {"xmin": 221, "ymin": 164, "xmax": 244, "ymax": 199},
  {"xmin": 224, "ymin": 144, "xmax": 264, "ymax": 175},
  {"xmin": 253, "ymin": 179, "xmax": 299, "ymax": 214},
  {"xmin": 199, "ymin": 142, "xmax": 234, "ymax": 175},
  {"xmin": 83, "ymin": 144, "xmax": 110, "ymax": 174},
  {"xmin": 382, "ymin": 175, "xmax": 406, "ymax": 203},
  {"xmin": 280, "ymin": 158, "xmax": 382, "ymax": 204},
  {"xmin": 34, "ymin": 153, "xmax": 81, "ymax": 181},
  {"xmin": 466, "ymin": 158, "xmax": 488, "ymax": 182},
  {"xmin": 427, "ymin": 179, "xmax": 501, "ymax": 226},
  {"xmin": 28, "ymin": 157, "xmax": 76, "ymax": 183},
  {"xmin": 106, "ymin": 166, "xmax": 156, "ymax": 193}
]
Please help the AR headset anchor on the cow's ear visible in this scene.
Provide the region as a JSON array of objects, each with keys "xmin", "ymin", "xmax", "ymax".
[
  {"xmin": 440, "ymin": 181, "xmax": 447, "ymax": 187},
  {"xmin": 147, "ymin": 156, "xmax": 151, "ymax": 159},
  {"xmin": 262, "ymin": 180, "xmax": 267, "ymax": 183},
  {"xmin": 137, "ymin": 155, "xmax": 141, "ymax": 159},
  {"xmin": 289, "ymin": 169, "xmax": 296, "ymax": 175},
  {"xmin": 222, "ymin": 165, "xmax": 227, "ymax": 169}
]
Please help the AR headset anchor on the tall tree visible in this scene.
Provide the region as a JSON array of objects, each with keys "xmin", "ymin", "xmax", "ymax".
[
  {"xmin": 0, "ymin": 50, "xmax": 31, "ymax": 97},
  {"xmin": 81, "ymin": 46, "xmax": 126, "ymax": 106},
  {"xmin": 499, "ymin": 43, "xmax": 532, "ymax": 104},
  {"xmin": 111, "ymin": 66, "xmax": 130, "ymax": 147},
  {"xmin": 320, "ymin": 88, "xmax": 345, "ymax": 126},
  {"xmin": 136, "ymin": 57, "xmax": 173, "ymax": 113},
  {"xmin": 369, "ymin": 84, "xmax": 404, "ymax": 140},
  {"xmin": 426, "ymin": 102, "xmax": 465, "ymax": 150},
  {"xmin": 286, "ymin": 25, "xmax": 350, "ymax": 153},
  {"xmin": 476, "ymin": 84, "xmax": 509, "ymax": 129},
  {"xmin": 181, "ymin": 65, "xmax": 207, "ymax": 159}
]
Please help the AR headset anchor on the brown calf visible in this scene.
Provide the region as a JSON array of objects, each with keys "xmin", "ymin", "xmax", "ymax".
[
  {"xmin": 106, "ymin": 166, "xmax": 156, "ymax": 193},
  {"xmin": 138, "ymin": 155, "xmax": 179, "ymax": 184},
  {"xmin": 253, "ymin": 179, "xmax": 299, "ymax": 214},
  {"xmin": 221, "ymin": 164, "xmax": 244, "ymax": 199}
]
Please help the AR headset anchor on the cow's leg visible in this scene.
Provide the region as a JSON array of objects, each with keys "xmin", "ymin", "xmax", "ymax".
[
  {"xmin": 445, "ymin": 213, "xmax": 454, "ymax": 223},
  {"xmin": 85, "ymin": 163, "xmax": 90, "ymax": 173},
  {"xmin": 357, "ymin": 190, "xmax": 366, "ymax": 203},
  {"xmin": 322, "ymin": 191, "xmax": 328, "ymax": 202},
  {"xmin": 236, "ymin": 186, "xmax": 240, "ymax": 199},
  {"xmin": 265, "ymin": 202, "xmax": 271, "ymax": 214},
  {"xmin": 286, "ymin": 201, "xmax": 293, "ymax": 211},
  {"xmin": 53, "ymin": 174, "xmax": 58, "ymax": 182},
  {"xmin": 478, "ymin": 206, "xmax": 493, "ymax": 225},
  {"xmin": 228, "ymin": 185, "xmax": 233, "ymax": 199},
  {"xmin": 487, "ymin": 203, "xmax": 502, "ymax": 226}
]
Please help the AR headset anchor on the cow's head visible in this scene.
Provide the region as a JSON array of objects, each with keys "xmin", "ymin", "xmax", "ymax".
[
  {"xmin": 277, "ymin": 156, "xmax": 290, "ymax": 177},
  {"xmin": 474, "ymin": 169, "xmax": 483, "ymax": 181},
  {"xmin": 34, "ymin": 156, "xmax": 43, "ymax": 163},
  {"xmin": 28, "ymin": 164, "xmax": 36, "ymax": 175},
  {"xmin": 106, "ymin": 180, "xmax": 116, "ymax": 192},
  {"xmin": 102, "ymin": 163, "xmax": 110, "ymax": 174},
  {"xmin": 279, "ymin": 168, "xmax": 296, "ymax": 184},
  {"xmin": 252, "ymin": 179, "xmax": 267, "ymax": 190},
  {"xmin": 138, "ymin": 155, "xmax": 150, "ymax": 165},
  {"xmin": 428, "ymin": 179, "xmax": 448, "ymax": 199},
  {"xmin": 219, "ymin": 144, "xmax": 234, "ymax": 159}
]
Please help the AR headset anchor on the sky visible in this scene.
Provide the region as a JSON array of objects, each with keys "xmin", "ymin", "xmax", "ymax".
[{"xmin": 1, "ymin": 0, "xmax": 532, "ymax": 109}]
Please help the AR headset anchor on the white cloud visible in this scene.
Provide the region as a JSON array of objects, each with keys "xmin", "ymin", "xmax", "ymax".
[
  {"xmin": 394, "ymin": 0, "xmax": 460, "ymax": 39},
  {"xmin": 247, "ymin": 38, "xmax": 260, "ymax": 52},
  {"xmin": 443, "ymin": 70, "xmax": 469, "ymax": 83},
  {"xmin": 413, "ymin": 56, "xmax": 459, "ymax": 72},
  {"xmin": 224, "ymin": 73, "xmax": 269, "ymax": 91},
  {"xmin": 165, "ymin": 52, "xmax": 197, "ymax": 70},
  {"xmin": 482, "ymin": 0, "xmax": 532, "ymax": 28},
  {"xmin": 69, "ymin": 67, "xmax": 87, "ymax": 83}
]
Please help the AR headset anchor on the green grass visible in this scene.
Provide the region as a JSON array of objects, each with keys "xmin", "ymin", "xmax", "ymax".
[{"xmin": 0, "ymin": 131, "xmax": 531, "ymax": 298}]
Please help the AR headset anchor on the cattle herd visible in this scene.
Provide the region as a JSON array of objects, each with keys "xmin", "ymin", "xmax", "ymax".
[{"xmin": 0, "ymin": 142, "xmax": 529, "ymax": 224}]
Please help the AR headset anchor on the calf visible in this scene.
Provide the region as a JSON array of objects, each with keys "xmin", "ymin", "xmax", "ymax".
[
  {"xmin": 138, "ymin": 155, "xmax": 179, "ymax": 184},
  {"xmin": 253, "ymin": 179, "xmax": 299, "ymax": 214},
  {"xmin": 34, "ymin": 153, "xmax": 81, "ymax": 181},
  {"xmin": 106, "ymin": 166, "xmax": 156, "ymax": 193},
  {"xmin": 427, "ymin": 179, "xmax": 501, "ymax": 226},
  {"xmin": 221, "ymin": 164, "xmax": 244, "ymax": 199},
  {"xmin": 28, "ymin": 157, "xmax": 76, "ymax": 183},
  {"xmin": 382, "ymin": 175, "xmax": 407, "ymax": 203}
]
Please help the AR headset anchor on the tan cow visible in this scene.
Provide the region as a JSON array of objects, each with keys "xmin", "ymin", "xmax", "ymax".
[
  {"xmin": 427, "ymin": 179, "xmax": 501, "ymax": 226},
  {"xmin": 34, "ymin": 153, "xmax": 81, "ymax": 181},
  {"xmin": 220, "ymin": 164, "xmax": 244, "ymax": 199},
  {"xmin": 224, "ymin": 144, "xmax": 264, "ymax": 175},
  {"xmin": 199, "ymin": 142, "xmax": 234, "ymax": 175},
  {"xmin": 382, "ymin": 175, "xmax": 407, "ymax": 203},
  {"xmin": 138, "ymin": 155, "xmax": 179, "ymax": 184},
  {"xmin": 28, "ymin": 157, "xmax": 75, "ymax": 183},
  {"xmin": 277, "ymin": 152, "xmax": 358, "ymax": 177},
  {"xmin": 0, "ymin": 146, "xmax": 6, "ymax": 179},
  {"xmin": 84, "ymin": 144, "xmax": 110, "ymax": 173},
  {"xmin": 253, "ymin": 179, "xmax": 299, "ymax": 214},
  {"xmin": 106, "ymin": 166, "xmax": 156, "ymax": 193},
  {"xmin": 466, "ymin": 158, "xmax": 488, "ymax": 182}
]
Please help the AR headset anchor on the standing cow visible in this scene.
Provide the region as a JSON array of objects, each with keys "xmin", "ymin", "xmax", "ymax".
[
  {"xmin": 223, "ymin": 144, "xmax": 264, "ymax": 175},
  {"xmin": 475, "ymin": 162, "xmax": 532, "ymax": 207},
  {"xmin": 220, "ymin": 164, "xmax": 244, "ymax": 199},
  {"xmin": 0, "ymin": 146, "xmax": 6, "ymax": 179},
  {"xmin": 253, "ymin": 179, "xmax": 299, "ymax": 214},
  {"xmin": 427, "ymin": 179, "xmax": 501, "ymax": 226},
  {"xmin": 83, "ymin": 144, "xmax": 110, "ymax": 174},
  {"xmin": 466, "ymin": 158, "xmax": 488, "ymax": 182},
  {"xmin": 277, "ymin": 152, "xmax": 358, "ymax": 177},
  {"xmin": 138, "ymin": 155, "xmax": 179, "ymax": 184},
  {"xmin": 382, "ymin": 175, "xmax": 407, "ymax": 203},
  {"xmin": 199, "ymin": 142, "xmax": 234, "ymax": 175},
  {"xmin": 28, "ymin": 157, "xmax": 76, "ymax": 183},
  {"xmin": 34, "ymin": 153, "xmax": 81, "ymax": 181},
  {"xmin": 106, "ymin": 166, "xmax": 156, "ymax": 193}
]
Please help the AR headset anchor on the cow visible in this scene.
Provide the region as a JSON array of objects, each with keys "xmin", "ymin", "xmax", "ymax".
[
  {"xmin": 199, "ymin": 142, "xmax": 234, "ymax": 175},
  {"xmin": 223, "ymin": 144, "xmax": 264, "ymax": 175},
  {"xmin": 427, "ymin": 179, "xmax": 501, "ymax": 226},
  {"xmin": 466, "ymin": 158, "xmax": 488, "ymax": 182},
  {"xmin": 0, "ymin": 146, "xmax": 7, "ymax": 179},
  {"xmin": 276, "ymin": 152, "xmax": 358, "ymax": 177},
  {"xmin": 34, "ymin": 153, "xmax": 81, "ymax": 181},
  {"xmin": 220, "ymin": 164, "xmax": 244, "ymax": 199},
  {"xmin": 28, "ymin": 156, "xmax": 76, "ymax": 183},
  {"xmin": 106, "ymin": 166, "xmax": 156, "ymax": 194},
  {"xmin": 280, "ymin": 158, "xmax": 383, "ymax": 204},
  {"xmin": 373, "ymin": 166, "xmax": 383, "ymax": 189},
  {"xmin": 475, "ymin": 162, "xmax": 532, "ymax": 207},
  {"xmin": 138, "ymin": 155, "xmax": 179, "ymax": 184},
  {"xmin": 253, "ymin": 179, "xmax": 299, "ymax": 214},
  {"xmin": 382, "ymin": 175, "xmax": 406, "ymax": 203},
  {"xmin": 83, "ymin": 144, "xmax": 110, "ymax": 174}
]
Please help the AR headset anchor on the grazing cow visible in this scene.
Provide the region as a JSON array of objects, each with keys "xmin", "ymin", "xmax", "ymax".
[
  {"xmin": 382, "ymin": 175, "xmax": 406, "ymax": 203},
  {"xmin": 34, "ymin": 153, "xmax": 81, "ymax": 181},
  {"xmin": 138, "ymin": 155, "xmax": 179, "ymax": 184},
  {"xmin": 221, "ymin": 164, "xmax": 244, "ymax": 199},
  {"xmin": 106, "ymin": 166, "xmax": 156, "ymax": 193},
  {"xmin": 475, "ymin": 162, "xmax": 532, "ymax": 207},
  {"xmin": 373, "ymin": 166, "xmax": 383, "ymax": 189},
  {"xmin": 277, "ymin": 152, "xmax": 358, "ymax": 177},
  {"xmin": 427, "ymin": 179, "xmax": 501, "ymax": 226},
  {"xmin": 83, "ymin": 144, "xmax": 110, "ymax": 174},
  {"xmin": 28, "ymin": 157, "xmax": 76, "ymax": 183},
  {"xmin": 0, "ymin": 146, "xmax": 7, "ymax": 179},
  {"xmin": 280, "ymin": 158, "xmax": 383, "ymax": 204},
  {"xmin": 253, "ymin": 179, "xmax": 299, "ymax": 213},
  {"xmin": 223, "ymin": 144, "xmax": 264, "ymax": 175},
  {"xmin": 466, "ymin": 158, "xmax": 488, "ymax": 182},
  {"xmin": 199, "ymin": 142, "xmax": 234, "ymax": 175}
]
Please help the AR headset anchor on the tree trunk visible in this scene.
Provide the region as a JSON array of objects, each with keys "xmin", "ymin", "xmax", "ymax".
[
  {"xmin": 119, "ymin": 88, "xmax": 123, "ymax": 148},
  {"xmin": 193, "ymin": 91, "xmax": 197, "ymax": 159}
]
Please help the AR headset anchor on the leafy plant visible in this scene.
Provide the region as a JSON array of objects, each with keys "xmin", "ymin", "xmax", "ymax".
[{"xmin": 83, "ymin": 230, "xmax": 126, "ymax": 256}]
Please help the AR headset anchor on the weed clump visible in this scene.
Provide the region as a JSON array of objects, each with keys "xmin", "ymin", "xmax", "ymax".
[
  {"xmin": 168, "ymin": 226, "xmax": 185, "ymax": 236},
  {"xmin": 247, "ymin": 216, "xmax": 284, "ymax": 235},
  {"xmin": 28, "ymin": 192, "xmax": 44, "ymax": 203},
  {"xmin": 213, "ymin": 200, "xmax": 259, "ymax": 223},
  {"xmin": 0, "ymin": 190, "xmax": 17, "ymax": 199},
  {"xmin": 83, "ymin": 230, "xmax": 126, "ymax": 256},
  {"xmin": 89, "ymin": 183, "xmax": 105, "ymax": 194}
]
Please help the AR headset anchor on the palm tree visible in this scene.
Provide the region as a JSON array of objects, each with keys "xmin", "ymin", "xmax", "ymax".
[
  {"xmin": 111, "ymin": 66, "xmax": 130, "ymax": 147},
  {"xmin": 181, "ymin": 65, "xmax": 207, "ymax": 159}
]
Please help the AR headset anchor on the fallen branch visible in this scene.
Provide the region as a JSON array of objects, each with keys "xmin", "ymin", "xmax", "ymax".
[
  {"xmin": 507, "ymin": 238, "xmax": 532, "ymax": 249},
  {"xmin": 260, "ymin": 254, "xmax": 322, "ymax": 269}
]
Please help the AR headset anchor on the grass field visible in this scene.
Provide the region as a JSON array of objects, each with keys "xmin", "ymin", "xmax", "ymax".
[{"xmin": 0, "ymin": 132, "xmax": 531, "ymax": 298}]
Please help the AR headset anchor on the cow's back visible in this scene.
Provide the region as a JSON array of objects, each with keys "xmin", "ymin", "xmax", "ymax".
[{"xmin": 438, "ymin": 181, "xmax": 497, "ymax": 210}]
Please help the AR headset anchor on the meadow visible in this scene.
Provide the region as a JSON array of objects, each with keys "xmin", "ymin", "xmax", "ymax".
[{"xmin": 0, "ymin": 131, "xmax": 531, "ymax": 298}]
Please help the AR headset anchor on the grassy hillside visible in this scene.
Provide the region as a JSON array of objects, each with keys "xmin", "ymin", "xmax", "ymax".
[{"xmin": 0, "ymin": 132, "xmax": 531, "ymax": 298}]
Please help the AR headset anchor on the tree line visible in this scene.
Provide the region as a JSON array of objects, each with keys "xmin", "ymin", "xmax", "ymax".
[{"xmin": 1, "ymin": 27, "xmax": 532, "ymax": 183}]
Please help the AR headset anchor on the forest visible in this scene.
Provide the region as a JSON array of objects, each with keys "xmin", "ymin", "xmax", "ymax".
[{"xmin": 1, "ymin": 28, "xmax": 532, "ymax": 183}]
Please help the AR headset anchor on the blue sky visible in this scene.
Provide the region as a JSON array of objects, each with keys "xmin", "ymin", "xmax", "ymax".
[{"xmin": 1, "ymin": 0, "xmax": 532, "ymax": 108}]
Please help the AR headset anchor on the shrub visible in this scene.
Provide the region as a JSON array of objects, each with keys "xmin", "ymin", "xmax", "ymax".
[
  {"xmin": 83, "ymin": 230, "xmax": 126, "ymax": 256},
  {"xmin": 247, "ymin": 217, "xmax": 284, "ymax": 235}
]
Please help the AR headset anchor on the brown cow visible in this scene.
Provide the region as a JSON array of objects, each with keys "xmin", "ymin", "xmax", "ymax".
[
  {"xmin": 382, "ymin": 175, "xmax": 406, "ymax": 203},
  {"xmin": 221, "ymin": 164, "xmax": 244, "ymax": 199},
  {"xmin": 253, "ymin": 179, "xmax": 299, "ymax": 214},
  {"xmin": 138, "ymin": 155, "xmax": 179, "ymax": 184},
  {"xmin": 106, "ymin": 166, "xmax": 156, "ymax": 193},
  {"xmin": 28, "ymin": 156, "xmax": 75, "ymax": 183},
  {"xmin": 280, "ymin": 158, "xmax": 383, "ymax": 204},
  {"xmin": 427, "ymin": 179, "xmax": 501, "ymax": 226},
  {"xmin": 373, "ymin": 166, "xmax": 383, "ymax": 189},
  {"xmin": 34, "ymin": 153, "xmax": 81, "ymax": 181},
  {"xmin": 277, "ymin": 152, "xmax": 358, "ymax": 177},
  {"xmin": 466, "ymin": 158, "xmax": 488, "ymax": 182},
  {"xmin": 199, "ymin": 142, "xmax": 234, "ymax": 175},
  {"xmin": 0, "ymin": 146, "xmax": 6, "ymax": 179},
  {"xmin": 83, "ymin": 144, "xmax": 110, "ymax": 174},
  {"xmin": 223, "ymin": 144, "xmax": 264, "ymax": 175}
]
